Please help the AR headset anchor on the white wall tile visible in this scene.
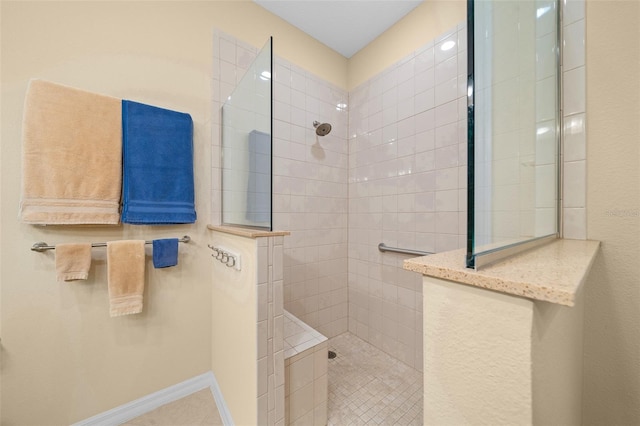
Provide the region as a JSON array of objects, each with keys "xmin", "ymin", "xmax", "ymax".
[
  {"xmin": 563, "ymin": 207, "xmax": 587, "ymax": 239},
  {"xmin": 435, "ymin": 100, "xmax": 459, "ymax": 127},
  {"xmin": 563, "ymin": 113, "xmax": 586, "ymax": 162},
  {"xmin": 564, "ymin": 66, "xmax": 586, "ymax": 116},
  {"xmin": 563, "ymin": 0, "xmax": 585, "ymax": 24},
  {"xmin": 219, "ymin": 37, "xmax": 236, "ymax": 63},
  {"xmin": 563, "ymin": 19, "xmax": 585, "ymax": 71},
  {"xmin": 435, "ymin": 33, "xmax": 458, "ymax": 64},
  {"xmin": 563, "ymin": 160, "xmax": 586, "ymax": 208},
  {"xmin": 435, "ymin": 77, "xmax": 459, "ymax": 105},
  {"xmin": 414, "ymin": 68, "xmax": 435, "ymax": 93},
  {"xmin": 435, "ymin": 56, "xmax": 458, "ymax": 85},
  {"xmin": 415, "ymin": 46, "xmax": 435, "ymax": 73}
]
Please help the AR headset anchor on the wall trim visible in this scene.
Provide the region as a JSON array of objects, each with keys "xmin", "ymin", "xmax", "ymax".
[{"xmin": 72, "ymin": 371, "xmax": 233, "ymax": 426}]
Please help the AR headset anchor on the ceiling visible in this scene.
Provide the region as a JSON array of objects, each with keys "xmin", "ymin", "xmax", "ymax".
[{"xmin": 253, "ymin": 1, "xmax": 424, "ymax": 58}]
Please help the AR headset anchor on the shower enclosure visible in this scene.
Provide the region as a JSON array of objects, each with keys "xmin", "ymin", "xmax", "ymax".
[
  {"xmin": 221, "ymin": 37, "xmax": 273, "ymax": 230},
  {"xmin": 214, "ymin": 25, "xmax": 467, "ymax": 371},
  {"xmin": 467, "ymin": 0, "xmax": 560, "ymax": 268},
  {"xmin": 216, "ymin": 25, "xmax": 463, "ymax": 372}
]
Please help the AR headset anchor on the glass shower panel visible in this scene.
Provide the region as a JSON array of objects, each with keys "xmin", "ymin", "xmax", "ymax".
[
  {"xmin": 468, "ymin": 1, "xmax": 559, "ymax": 267},
  {"xmin": 221, "ymin": 37, "xmax": 272, "ymax": 230}
]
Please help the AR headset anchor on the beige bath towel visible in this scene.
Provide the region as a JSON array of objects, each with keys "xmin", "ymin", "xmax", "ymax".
[
  {"xmin": 107, "ymin": 240, "xmax": 145, "ymax": 317},
  {"xmin": 55, "ymin": 243, "xmax": 92, "ymax": 281},
  {"xmin": 20, "ymin": 79, "xmax": 122, "ymax": 225}
]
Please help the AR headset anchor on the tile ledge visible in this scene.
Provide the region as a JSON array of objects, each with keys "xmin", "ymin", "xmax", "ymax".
[
  {"xmin": 403, "ymin": 239, "xmax": 600, "ymax": 307},
  {"xmin": 207, "ymin": 225, "xmax": 290, "ymax": 239}
]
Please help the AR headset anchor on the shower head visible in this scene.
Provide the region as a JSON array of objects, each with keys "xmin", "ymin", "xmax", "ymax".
[{"xmin": 313, "ymin": 120, "xmax": 332, "ymax": 136}]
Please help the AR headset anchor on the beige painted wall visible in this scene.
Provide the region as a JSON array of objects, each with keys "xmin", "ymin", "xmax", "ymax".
[
  {"xmin": 532, "ymin": 294, "xmax": 585, "ymax": 426},
  {"xmin": 422, "ymin": 277, "xmax": 534, "ymax": 425},
  {"xmin": 348, "ymin": 0, "xmax": 466, "ymax": 90},
  {"xmin": 583, "ymin": 1, "xmax": 640, "ymax": 424},
  {"xmin": 209, "ymin": 231, "xmax": 258, "ymax": 426},
  {"xmin": 423, "ymin": 276, "xmax": 585, "ymax": 426},
  {"xmin": 0, "ymin": 1, "xmax": 342, "ymax": 424}
]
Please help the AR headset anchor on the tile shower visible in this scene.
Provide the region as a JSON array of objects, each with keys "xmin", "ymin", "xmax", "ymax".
[
  {"xmin": 271, "ymin": 24, "xmax": 467, "ymax": 372},
  {"xmin": 212, "ymin": 21, "xmax": 467, "ymax": 419},
  {"xmin": 347, "ymin": 24, "xmax": 467, "ymax": 369},
  {"xmin": 207, "ymin": 0, "xmax": 591, "ymax": 421}
]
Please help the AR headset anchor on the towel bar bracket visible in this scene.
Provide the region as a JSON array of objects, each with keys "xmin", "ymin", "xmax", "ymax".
[{"xmin": 32, "ymin": 242, "xmax": 49, "ymax": 252}]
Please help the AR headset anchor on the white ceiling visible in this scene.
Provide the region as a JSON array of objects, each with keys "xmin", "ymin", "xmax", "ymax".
[{"xmin": 253, "ymin": 1, "xmax": 424, "ymax": 58}]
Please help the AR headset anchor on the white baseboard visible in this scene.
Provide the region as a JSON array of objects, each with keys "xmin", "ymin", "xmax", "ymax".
[{"xmin": 73, "ymin": 371, "xmax": 233, "ymax": 426}]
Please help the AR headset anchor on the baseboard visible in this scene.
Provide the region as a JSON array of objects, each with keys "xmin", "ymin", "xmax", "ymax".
[
  {"xmin": 208, "ymin": 370, "xmax": 234, "ymax": 426},
  {"xmin": 73, "ymin": 371, "xmax": 233, "ymax": 426}
]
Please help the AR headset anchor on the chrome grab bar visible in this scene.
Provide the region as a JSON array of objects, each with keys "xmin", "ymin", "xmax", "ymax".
[{"xmin": 378, "ymin": 243, "xmax": 432, "ymax": 257}]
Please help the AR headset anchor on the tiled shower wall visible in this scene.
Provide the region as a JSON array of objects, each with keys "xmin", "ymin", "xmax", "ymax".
[
  {"xmin": 211, "ymin": 31, "xmax": 260, "ymax": 227},
  {"xmin": 212, "ymin": 30, "xmax": 350, "ymax": 340},
  {"xmin": 347, "ymin": 24, "xmax": 467, "ymax": 370},
  {"xmin": 561, "ymin": 0, "xmax": 587, "ymax": 239},
  {"xmin": 214, "ymin": 1, "xmax": 584, "ymax": 378},
  {"xmin": 271, "ymin": 59, "xmax": 350, "ymax": 339},
  {"xmin": 212, "ymin": 25, "xmax": 467, "ymax": 369}
]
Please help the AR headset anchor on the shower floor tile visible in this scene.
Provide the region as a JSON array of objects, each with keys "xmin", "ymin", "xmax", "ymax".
[{"xmin": 328, "ymin": 333, "xmax": 423, "ymax": 426}]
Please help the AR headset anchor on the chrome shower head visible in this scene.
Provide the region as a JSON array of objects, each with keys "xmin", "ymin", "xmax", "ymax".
[{"xmin": 313, "ymin": 120, "xmax": 332, "ymax": 136}]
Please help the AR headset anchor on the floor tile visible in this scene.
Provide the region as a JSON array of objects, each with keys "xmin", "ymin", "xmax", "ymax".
[{"xmin": 327, "ymin": 333, "xmax": 423, "ymax": 426}]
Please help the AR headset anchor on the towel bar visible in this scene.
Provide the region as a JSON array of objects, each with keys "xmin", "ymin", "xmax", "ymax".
[{"xmin": 31, "ymin": 235, "xmax": 191, "ymax": 252}]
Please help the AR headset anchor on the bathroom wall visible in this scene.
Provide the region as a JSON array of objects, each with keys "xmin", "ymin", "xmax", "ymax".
[
  {"xmin": 1, "ymin": 3, "xmax": 213, "ymax": 424},
  {"xmin": 347, "ymin": 24, "xmax": 467, "ymax": 370},
  {"xmin": 0, "ymin": 2, "xmax": 344, "ymax": 424},
  {"xmin": 583, "ymin": 1, "xmax": 640, "ymax": 424},
  {"xmin": 208, "ymin": 229, "xmax": 286, "ymax": 426},
  {"xmin": 561, "ymin": 0, "xmax": 587, "ymax": 239},
  {"xmin": 349, "ymin": 0, "xmax": 466, "ymax": 90},
  {"xmin": 272, "ymin": 58, "xmax": 350, "ymax": 339},
  {"xmin": 209, "ymin": 231, "xmax": 259, "ymax": 426}
]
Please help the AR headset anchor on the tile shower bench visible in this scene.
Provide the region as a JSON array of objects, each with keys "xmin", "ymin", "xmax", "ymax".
[
  {"xmin": 208, "ymin": 225, "xmax": 329, "ymax": 426},
  {"xmin": 283, "ymin": 310, "xmax": 328, "ymax": 426},
  {"xmin": 404, "ymin": 239, "xmax": 600, "ymax": 426}
]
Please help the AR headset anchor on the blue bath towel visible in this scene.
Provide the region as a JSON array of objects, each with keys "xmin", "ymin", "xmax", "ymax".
[
  {"xmin": 121, "ymin": 100, "xmax": 197, "ymax": 224},
  {"xmin": 152, "ymin": 238, "xmax": 179, "ymax": 268}
]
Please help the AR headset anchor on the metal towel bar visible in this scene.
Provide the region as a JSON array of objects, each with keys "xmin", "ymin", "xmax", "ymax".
[
  {"xmin": 31, "ymin": 235, "xmax": 191, "ymax": 252},
  {"xmin": 378, "ymin": 243, "xmax": 432, "ymax": 257}
]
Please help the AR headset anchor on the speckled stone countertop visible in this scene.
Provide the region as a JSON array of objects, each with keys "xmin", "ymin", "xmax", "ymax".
[
  {"xmin": 403, "ymin": 239, "xmax": 600, "ymax": 307},
  {"xmin": 207, "ymin": 225, "xmax": 290, "ymax": 239}
]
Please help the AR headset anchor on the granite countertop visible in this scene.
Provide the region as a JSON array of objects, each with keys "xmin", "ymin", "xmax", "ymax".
[
  {"xmin": 403, "ymin": 239, "xmax": 600, "ymax": 307},
  {"xmin": 207, "ymin": 225, "xmax": 290, "ymax": 239}
]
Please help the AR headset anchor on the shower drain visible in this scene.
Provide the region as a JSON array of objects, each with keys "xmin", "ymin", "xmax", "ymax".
[{"xmin": 328, "ymin": 350, "xmax": 337, "ymax": 359}]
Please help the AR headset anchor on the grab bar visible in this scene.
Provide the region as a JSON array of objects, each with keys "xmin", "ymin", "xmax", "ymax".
[{"xmin": 378, "ymin": 243, "xmax": 432, "ymax": 257}]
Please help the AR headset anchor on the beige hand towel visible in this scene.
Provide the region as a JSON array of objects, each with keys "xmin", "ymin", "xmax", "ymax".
[
  {"xmin": 55, "ymin": 243, "xmax": 92, "ymax": 281},
  {"xmin": 20, "ymin": 79, "xmax": 122, "ymax": 225},
  {"xmin": 107, "ymin": 240, "xmax": 146, "ymax": 317}
]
